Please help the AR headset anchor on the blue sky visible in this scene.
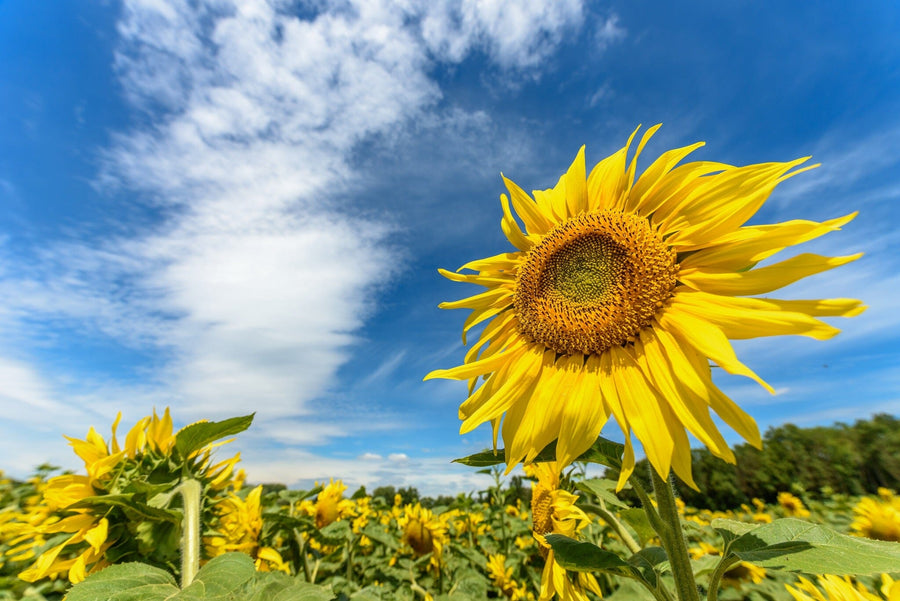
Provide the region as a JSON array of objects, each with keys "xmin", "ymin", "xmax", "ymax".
[{"xmin": 1, "ymin": 0, "xmax": 898, "ymax": 496}]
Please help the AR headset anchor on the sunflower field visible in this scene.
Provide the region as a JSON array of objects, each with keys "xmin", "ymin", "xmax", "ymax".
[
  {"xmin": 4, "ymin": 132, "xmax": 900, "ymax": 601},
  {"xmin": 2, "ymin": 409, "xmax": 900, "ymax": 601}
]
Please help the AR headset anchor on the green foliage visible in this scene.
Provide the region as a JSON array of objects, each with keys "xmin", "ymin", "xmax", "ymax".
[
  {"xmin": 717, "ymin": 518, "xmax": 900, "ymax": 574},
  {"xmin": 620, "ymin": 414, "xmax": 900, "ymax": 510},
  {"xmin": 65, "ymin": 553, "xmax": 334, "ymax": 601},
  {"xmin": 174, "ymin": 415, "xmax": 255, "ymax": 462}
]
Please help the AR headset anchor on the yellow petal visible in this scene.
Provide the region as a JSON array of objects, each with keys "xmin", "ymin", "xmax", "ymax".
[
  {"xmin": 500, "ymin": 194, "xmax": 535, "ymax": 251},
  {"xmin": 680, "ymin": 212, "xmax": 858, "ymax": 271},
  {"xmin": 679, "ymin": 253, "xmax": 863, "ymax": 296},
  {"xmin": 502, "ymin": 175, "xmax": 555, "ymax": 234},
  {"xmin": 672, "ymin": 290, "xmax": 847, "ymax": 340},
  {"xmin": 660, "ymin": 306, "xmax": 774, "ymax": 393},
  {"xmin": 647, "ymin": 161, "xmax": 732, "ymax": 229},
  {"xmin": 564, "ymin": 145, "xmax": 587, "ymax": 217},
  {"xmin": 676, "ymin": 340, "xmax": 762, "ymax": 448},
  {"xmin": 555, "ymin": 356, "xmax": 610, "ymax": 468},
  {"xmin": 84, "ymin": 518, "xmax": 108, "ymax": 553},
  {"xmin": 456, "ymin": 252, "xmax": 522, "ymax": 273},
  {"xmin": 663, "ymin": 158, "xmax": 817, "ymax": 249},
  {"xmin": 438, "ymin": 287, "xmax": 511, "ymax": 311},
  {"xmin": 426, "ymin": 338, "xmax": 528, "ymax": 382},
  {"xmin": 587, "ymin": 125, "xmax": 639, "ymax": 210},
  {"xmin": 617, "ymin": 123, "xmax": 662, "ymax": 211},
  {"xmin": 634, "ymin": 329, "xmax": 734, "ymax": 462},
  {"xmin": 458, "ymin": 346, "xmax": 538, "ymax": 429},
  {"xmin": 625, "ymin": 141, "xmax": 706, "ymax": 214}
]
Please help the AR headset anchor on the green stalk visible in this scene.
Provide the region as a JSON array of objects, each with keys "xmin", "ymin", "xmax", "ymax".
[
  {"xmin": 178, "ymin": 479, "xmax": 202, "ymax": 588},
  {"xmin": 650, "ymin": 469, "xmax": 700, "ymax": 601},
  {"xmin": 583, "ymin": 502, "xmax": 641, "ymax": 554},
  {"xmin": 706, "ymin": 555, "xmax": 741, "ymax": 601}
]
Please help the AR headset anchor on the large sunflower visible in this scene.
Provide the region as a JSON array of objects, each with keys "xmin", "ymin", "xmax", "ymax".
[{"xmin": 426, "ymin": 125, "xmax": 863, "ymax": 488}]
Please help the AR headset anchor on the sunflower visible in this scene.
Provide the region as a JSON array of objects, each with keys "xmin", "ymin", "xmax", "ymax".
[
  {"xmin": 205, "ymin": 485, "xmax": 289, "ymax": 573},
  {"xmin": 397, "ymin": 503, "xmax": 448, "ymax": 571},
  {"xmin": 487, "ymin": 553, "xmax": 535, "ymax": 601},
  {"xmin": 16, "ymin": 409, "xmax": 243, "ymax": 584},
  {"xmin": 786, "ymin": 574, "xmax": 898, "ymax": 601},
  {"xmin": 778, "ymin": 492, "xmax": 811, "ymax": 518},
  {"xmin": 850, "ymin": 496, "xmax": 900, "ymax": 542},
  {"xmin": 690, "ymin": 542, "xmax": 766, "ymax": 590},
  {"xmin": 530, "ymin": 462, "xmax": 602, "ymax": 601},
  {"xmin": 425, "ymin": 125, "xmax": 863, "ymax": 487}
]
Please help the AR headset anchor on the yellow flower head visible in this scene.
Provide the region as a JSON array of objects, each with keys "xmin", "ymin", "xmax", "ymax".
[
  {"xmin": 786, "ymin": 574, "xmax": 892, "ymax": 601},
  {"xmin": 487, "ymin": 554, "xmax": 533, "ymax": 600},
  {"xmin": 205, "ymin": 486, "xmax": 288, "ymax": 573},
  {"xmin": 851, "ymin": 496, "xmax": 900, "ymax": 542},
  {"xmin": 16, "ymin": 408, "xmax": 244, "ymax": 585},
  {"xmin": 426, "ymin": 127, "xmax": 863, "ymax": 486},
  {"xmin": 722, "ymin": 562, "xmax": 766, "ymax": 589},
  {"xmin": 398, "ymin": 504, "xmax": 448, "ymax": 570},
  {"xmin": 313, "ymin": 479, "xmax": 353, "ymax": 529},
  {"xmin": 778, "ymin": 492, "xmax": 811, "ymax": 518},
  {"xmin": 529, "ymin": 462, "xmax": 601, "ymax": 601}
]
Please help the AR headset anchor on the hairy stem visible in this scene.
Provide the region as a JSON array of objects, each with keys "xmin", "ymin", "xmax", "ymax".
[
  {"xmin": 650, "ymin": 468, "xmax": 700, "ymax": 601},
  {"xmin": 583, "ymin": 502, "xmax": 642, "ymax": 554},
  {"xmin": 178, "ymin": 479, "xmax": 202, "ymax": 588}
]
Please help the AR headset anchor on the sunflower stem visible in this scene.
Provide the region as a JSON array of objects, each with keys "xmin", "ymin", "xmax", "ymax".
[
  {"xmin": 650, "ymin": 468, "xmax": 700, "ymax": 601},
  {"xmin": 178, "ymin": 478, "xmax": 202, "ymax": 589},
  {"xmin": 706, "ymin": 555, "xmax": 741, "ymax": 601},
  {"xmin": 583, "ymin": 502, "xmax": 641, "ymax": 555}
]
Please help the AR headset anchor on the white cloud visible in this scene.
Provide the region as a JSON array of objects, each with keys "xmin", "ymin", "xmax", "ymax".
[
  {"xmin": 240, "ymin": 448, "xmax": 493, "ymax": 497},
  {"xmin": 420, "ymin": 0, "xmax": 583, "ymax": 68},
  {"xmin": 1, "ymin": 0, "xmax": 589, "ymax": 484},
  {"xmin": 594, "ymin": 14, "xmax": 625, "ymax": 53}
]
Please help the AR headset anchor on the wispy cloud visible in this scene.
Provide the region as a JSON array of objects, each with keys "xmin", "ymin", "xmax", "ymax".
[{"xmin": 0, "ymin": 0, "xmax": 589, "ymax": 481}]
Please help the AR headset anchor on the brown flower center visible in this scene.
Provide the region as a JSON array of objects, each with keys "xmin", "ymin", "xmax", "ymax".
[
  {"xmin": 404, "ymin": 519, "xmax": 434, "ymax": 556},
  {"xmin": 514, "ymin": 210, "xmax": 677, "ymax": 355}
]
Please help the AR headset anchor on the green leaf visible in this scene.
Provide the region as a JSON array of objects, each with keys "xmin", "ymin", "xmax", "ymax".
[
  {"xmin": 452, "ymin": 449, "xmax": 505, "ymax": 467},
  {"xmin": 728, "ymin": 518, "xmax": 900, "ymax": 575},
  {"xmin": 361, "ymin": 524, "xmax": 399, "ymax": 550},
  {"xmin": 545, "ymin": 534, "xmax": 630, "ymax": 572},
  {"xmin": 690, "ymin": 554, "xmax": 720, "ymax": 578},
  {"xmin": 270, "ymin": 582, "xmax": 335, "ymax": 601},
  {"xmin": 69, "ymin": 494, "xmax": 180, "ymax": 523},
  {"xmin": 244, "ymin": 572, "xmax": 295, "ymax": 601},
  {"xmin": 576, "ymin": 438, "xmax": 625, "ymax": 469},
  {"xmin": 174, "ymin": 414, "xmax": 254, "ymax": 459},
  {"xmin": 627, "ymin": 546, "xmax": 669, "ymax": 587},
  {"xmin": 316, "ymin": 520, "xmax": 352, "ymax": 545},
  {"xmin": 604, "ymin": 579, "xmax": 656, "ymax": 601},
  {"xmin": 711, "ymin": 518, "xmax": 759, "ymax": 552},
  {"xmin": 177, "ymin": 553, "xmax": 256, "ymax": 599},
  {"xmin": 576, "ymin": 478, "xmax": 629, "ymax": 509},
  {"xmin": 618, "ymin": 508, "xmax": 656, "ymax": 547},
  {"xmin": 262, "ymin": 512, "xmax": 317, "ymax": 534},
  {"xmin": 453, "ymin": 437, "xmax": 624, "ymax": 469},
  {"xmin": 448, "ymin": 542, "xmax": 487, "ymax": 569},
  {"xmin": 65, "ymin": 562, "xmax": 178, "ymax": 601}
]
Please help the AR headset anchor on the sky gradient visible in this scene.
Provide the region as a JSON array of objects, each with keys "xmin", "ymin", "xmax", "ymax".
[{"xmin": 1, "ymin": 0, "xmax": 899, "ymax": 497}]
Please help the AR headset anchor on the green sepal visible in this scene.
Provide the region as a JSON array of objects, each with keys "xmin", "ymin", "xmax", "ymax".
[
  {"xmin": 174, "ymin": 414, "xmax": 255, "ymax": 460},
  {"xmin": 453, "ymin": 437, "xmax": 624, "ymax": 469},
  {"xmin": 544, "ymin": 534, "xmax": 630, "ymax": 571},
  {"xmin": 68, "ymin": 493, "xmax": 180, "ymax": 522}
]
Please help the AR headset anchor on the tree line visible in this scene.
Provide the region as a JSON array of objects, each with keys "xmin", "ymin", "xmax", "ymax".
[{"xmin": 616, "ymin": 413, "xmax": 900, "ymax": 510}]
